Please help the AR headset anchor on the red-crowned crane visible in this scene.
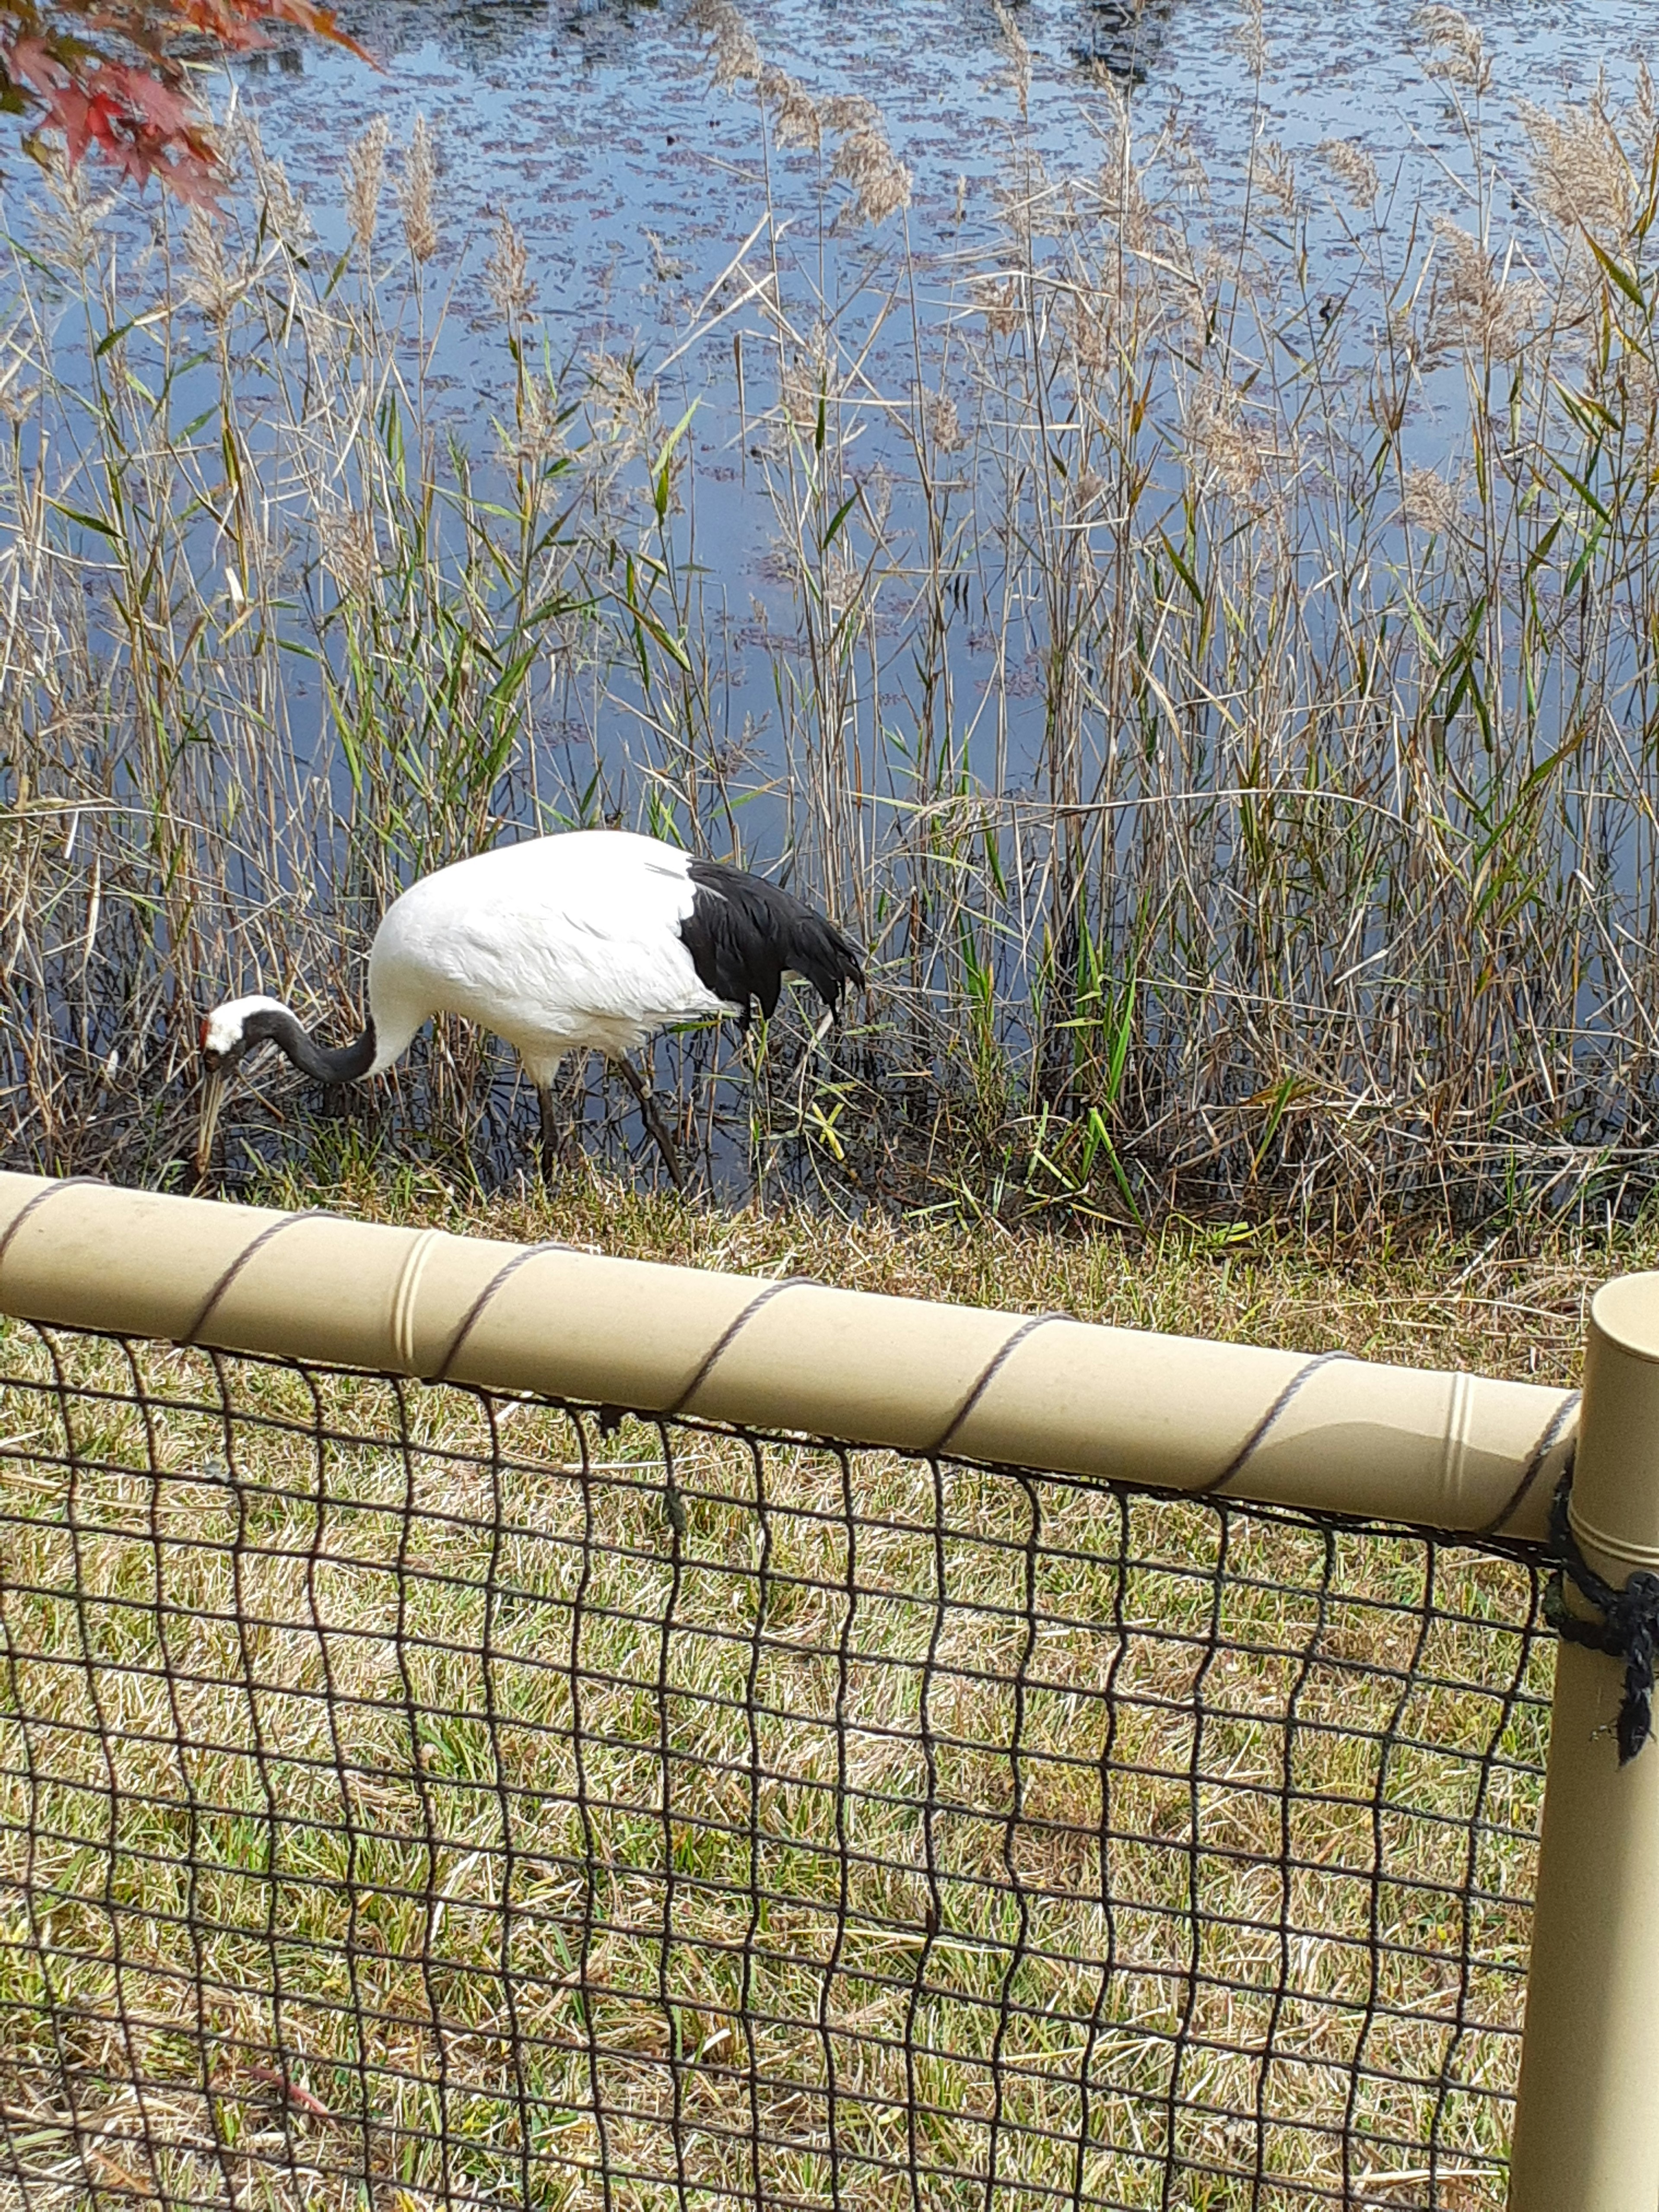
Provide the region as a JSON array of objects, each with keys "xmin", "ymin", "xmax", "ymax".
[{"xmin": 195, "ymin": 829, "xmax": 865, "ymax": 1188}]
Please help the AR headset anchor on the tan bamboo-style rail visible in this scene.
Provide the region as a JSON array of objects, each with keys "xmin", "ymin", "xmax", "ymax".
[{"xmin": 0, "ymin": 1170, "xmax": 1576, "ymax": 1541}]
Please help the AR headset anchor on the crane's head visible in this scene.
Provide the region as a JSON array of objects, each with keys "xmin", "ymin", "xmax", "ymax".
[{"xmin": 195, "ymin": 996, "xmax": 288, "ymax": 1177}]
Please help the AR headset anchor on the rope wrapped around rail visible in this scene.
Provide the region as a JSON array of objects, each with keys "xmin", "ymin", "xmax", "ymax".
[
  {"xmin": 0, "ymin": 1171, "xmax": 1578, "ymax": 1541},
  {"xmin": 1548, "ymin": 1467, "xmax": 1659, "ymax": 1762}
]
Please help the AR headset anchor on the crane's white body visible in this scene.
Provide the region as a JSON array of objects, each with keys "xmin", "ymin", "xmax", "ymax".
[
  {"xmin": 206, "ymin": 831, "xmax": 735, "ymax": 1088},
  {"xmin": 199, "ymin": 827, "xmax": 865, "ymax": 1185},
  {"xmin": 366, "ymin": 830, "xmax": 734, "ymax": 1085}
]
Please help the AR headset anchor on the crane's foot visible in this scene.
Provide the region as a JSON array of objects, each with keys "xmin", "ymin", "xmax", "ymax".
[{"xmin": 616, "ymin": 1056, "xmax": 685, "ymax": 1192}]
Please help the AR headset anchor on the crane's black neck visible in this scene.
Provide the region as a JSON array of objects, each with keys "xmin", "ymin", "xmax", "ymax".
[{"xmin": 243, "ymin": 1005, "xmax": 377, "ymax": 1085}]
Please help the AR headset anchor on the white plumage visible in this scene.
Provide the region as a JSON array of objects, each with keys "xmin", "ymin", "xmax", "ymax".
[{"xmin": 197, "ymin": 830, "xmax": 865, "ymax": 1185}]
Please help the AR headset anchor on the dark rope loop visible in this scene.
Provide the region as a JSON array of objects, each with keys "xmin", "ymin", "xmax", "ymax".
[{"xmin": 1546, "ymin": 1466, "xmax": 1659, "ymax": 1765}]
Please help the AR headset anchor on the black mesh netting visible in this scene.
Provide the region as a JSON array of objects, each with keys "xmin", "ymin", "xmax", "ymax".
[{"xmin": 0, "ymin": 1322, "xmax": 1551, "ymax": 2211}]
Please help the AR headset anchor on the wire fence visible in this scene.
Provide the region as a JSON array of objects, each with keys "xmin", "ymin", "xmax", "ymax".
[{"xmin": 0, "ymin": 1320, "xmax": 1551, "ymax": 2212}]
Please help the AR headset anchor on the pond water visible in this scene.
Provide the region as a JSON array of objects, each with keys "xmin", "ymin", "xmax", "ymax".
[
  {"xmin": 214, "ymin": 0, "xmax": 1659, "ymax": 824},
  {"xmin": 204, "ymin": 0, "xmax": 1656, "ymax": 811},
  {"xmin": 230, "ymin": 0, "xmax": 1657, "ymax": 398}
]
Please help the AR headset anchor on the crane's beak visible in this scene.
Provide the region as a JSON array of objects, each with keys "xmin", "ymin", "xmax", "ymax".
[{"xmin": 195, "ymin": 1065, "xmax": 226, "ymax": 1180}]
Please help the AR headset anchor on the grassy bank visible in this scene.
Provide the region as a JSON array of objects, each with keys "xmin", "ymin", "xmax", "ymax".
[{"xmin": 249, "ymin": 1154, "xmax": 1619, "ymax": 1388}]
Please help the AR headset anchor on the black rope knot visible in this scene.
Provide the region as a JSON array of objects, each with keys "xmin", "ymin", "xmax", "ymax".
[{"xmin": 1547, "ymin": 1468, "xmax": 1659, "ymax": 1764}]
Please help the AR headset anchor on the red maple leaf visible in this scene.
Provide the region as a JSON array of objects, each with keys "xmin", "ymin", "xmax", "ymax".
[{"xmin": 0, "ymin": 0, "xmax": 367, "ymax": 197}]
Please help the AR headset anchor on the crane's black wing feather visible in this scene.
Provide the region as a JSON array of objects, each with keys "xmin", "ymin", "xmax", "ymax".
[{"xmin": 680, "ymin": 860, "xmax": 865, "ymax": 1026}]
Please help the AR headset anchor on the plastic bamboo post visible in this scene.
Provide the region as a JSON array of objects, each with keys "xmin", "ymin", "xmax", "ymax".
[{"xmin": 1509, "ymin": 1273, "xmax": 1659, "ymax": 2212}]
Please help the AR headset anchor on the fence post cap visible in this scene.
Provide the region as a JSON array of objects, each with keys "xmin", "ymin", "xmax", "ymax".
[{"xmin": 1590, "ymin": 1274, "xmax": 1659, "ymax": 1364}]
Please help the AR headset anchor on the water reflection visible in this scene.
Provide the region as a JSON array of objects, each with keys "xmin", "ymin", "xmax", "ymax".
[
  {"xmin": 238, "ymin": 0, "xmax": 1168, "ymax": 99},
  {"xmin": 309, "ymin": 0, "xmax": 1170, "ymax": 82},
  {"xmin": 1072, "ymin": 0, "xmax": 1166, "ymax": 81}
]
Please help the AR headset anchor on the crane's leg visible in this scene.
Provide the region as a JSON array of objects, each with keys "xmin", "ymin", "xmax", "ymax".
[
  {"xmin": 536, "ymin": 1084, "xmax": 562, "ymax": 1182},
  {"xmin": 616, "ymin": 1055, "xmax": 685, "ymax": 1192},
  {"xmin": 529, "ymin": 1054, "xmax": 586, "ymax": 1182}
]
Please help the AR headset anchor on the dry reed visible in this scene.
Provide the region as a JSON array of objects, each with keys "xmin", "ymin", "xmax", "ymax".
[{"xmin": 1, "ymin": 25, "xmax": 1658, "ymax": 1229}]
